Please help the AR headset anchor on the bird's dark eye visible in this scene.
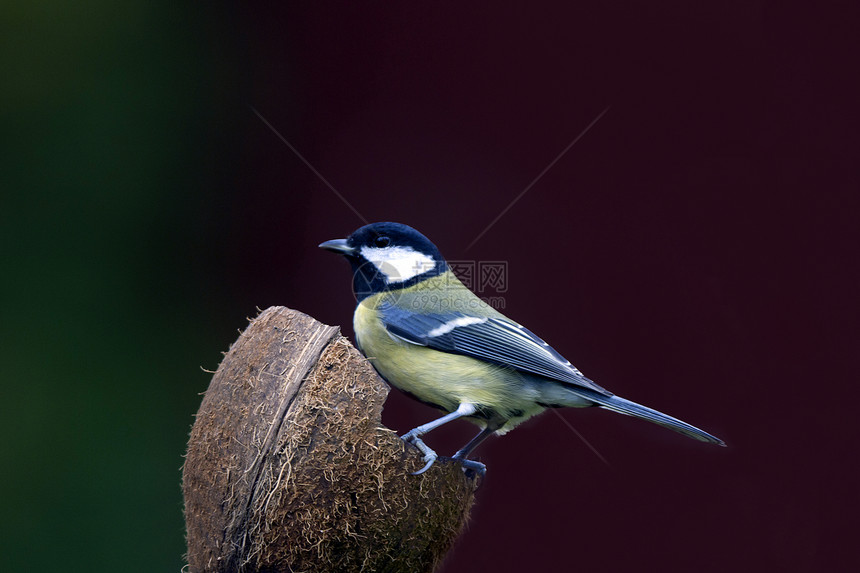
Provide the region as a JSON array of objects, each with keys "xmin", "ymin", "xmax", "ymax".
[{"xmin": 373, "ymin": 236, "xmax": 390, "ymax": 248}]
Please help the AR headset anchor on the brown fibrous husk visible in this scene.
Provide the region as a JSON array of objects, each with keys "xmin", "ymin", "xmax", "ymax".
[{"xmin": 183, "ymin": 307, "xmax": 478, "ymax": 573}]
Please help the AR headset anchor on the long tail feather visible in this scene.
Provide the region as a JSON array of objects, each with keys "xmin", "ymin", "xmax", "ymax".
[{"xmin": 581, "ymin": 391, "xmax": 725, "ymax": 446}]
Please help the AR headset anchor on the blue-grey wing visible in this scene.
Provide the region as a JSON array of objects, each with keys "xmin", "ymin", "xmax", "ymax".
[{"xmin": 379, "ymin": 304, "xmax": 611, "ymax": 396}]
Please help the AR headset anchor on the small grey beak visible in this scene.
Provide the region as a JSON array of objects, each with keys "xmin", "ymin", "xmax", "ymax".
[{"xmin": 318, "ymin": 238, "xmax": 356, "ymax": 256}]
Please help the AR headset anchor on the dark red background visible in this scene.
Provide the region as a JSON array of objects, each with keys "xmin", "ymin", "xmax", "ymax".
[{"xmin": 230, "ymin": 3, "xmax": 858, "ymax": 571}]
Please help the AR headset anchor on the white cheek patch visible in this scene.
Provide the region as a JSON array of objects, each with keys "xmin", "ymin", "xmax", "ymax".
[{"xmin": 360, "ymin": 245, "xmax": 436, "ymax": 284}]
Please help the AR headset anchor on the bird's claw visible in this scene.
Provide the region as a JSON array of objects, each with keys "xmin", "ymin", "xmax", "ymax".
[
  {"xmin": 401, "ymin": 433, "xmax": 439, "ymax": 474},
  {"xmin": 412, "ymin": 452, "xmax": 438, "ymax": 475},
  {"xmin": 453, "ymin": 455, "xmax": 486, "ymax": 479},
  {"xmin": 402, "ymin": 432, "xmax": 487, "ymax": 477}
]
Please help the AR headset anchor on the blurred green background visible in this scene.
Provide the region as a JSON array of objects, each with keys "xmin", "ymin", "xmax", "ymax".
[{"xmin": 1, "ymin": 3, "xmax": 245, "ymax": 570}]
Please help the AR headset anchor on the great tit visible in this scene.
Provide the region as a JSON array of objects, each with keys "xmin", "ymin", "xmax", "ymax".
[{"xmin": 320, "ymin": 222, "xmax": 724, "ymax": 475}]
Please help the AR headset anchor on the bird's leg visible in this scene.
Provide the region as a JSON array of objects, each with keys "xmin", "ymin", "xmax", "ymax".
[
  {"xmin": 451, "ymin": 426, "xmax": 495, "ymax": 477},
  {"xmin": 452, "ymin": 426, "xmax": 495, "ymax": 460},
  {"xmin": 402, "ymin": 403, "xmax": 477, "ymax": 475}
]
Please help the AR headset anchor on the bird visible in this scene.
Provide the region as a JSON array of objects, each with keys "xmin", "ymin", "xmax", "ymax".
[{"xmin": 320, "ymin": 222, "xmax": 724, "ymax": 475}]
